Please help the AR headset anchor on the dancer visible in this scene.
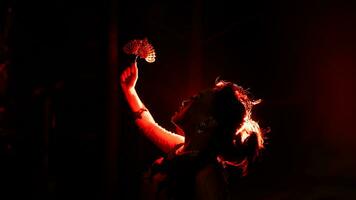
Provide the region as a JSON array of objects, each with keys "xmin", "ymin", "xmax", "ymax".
[{"xmin": 120, "ymin": 60, "xmax": 264, "ymax": 200}]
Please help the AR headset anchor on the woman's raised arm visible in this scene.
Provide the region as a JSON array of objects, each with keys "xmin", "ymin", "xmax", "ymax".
[{"xmin": 120, "ymin": 62, "xmax": 184, "ymax": 153}]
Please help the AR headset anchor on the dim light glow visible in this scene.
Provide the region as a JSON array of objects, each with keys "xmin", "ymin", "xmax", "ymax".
[{"xmin": 236, "ymin": 117, "xmax": 264, "ymax": 149}]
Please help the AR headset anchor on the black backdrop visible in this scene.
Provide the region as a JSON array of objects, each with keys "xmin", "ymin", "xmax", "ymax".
[{"xmin": 1, "ymin": 0, "xmax": 355, "ymax": 199}]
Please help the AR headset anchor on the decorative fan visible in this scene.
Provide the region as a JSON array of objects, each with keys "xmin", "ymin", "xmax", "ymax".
[{"xmin": 123, "ymin": 38, "xmax": 156, "ymax": 63}]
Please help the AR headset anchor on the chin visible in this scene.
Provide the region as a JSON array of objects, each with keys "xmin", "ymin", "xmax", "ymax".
[
  {"xmin": 171, "ymin": 116, "xmax": 183, "ymax": 130},
  {"xmin": 171, "ymin": 114, "xmax": 177, "ymax": 123},
  {"xmin": 174, "ymin": 124, "xmax": 185, "ymax": 136},
  {"xmin": 171, "ymin": 116, "xmax": 180, "ymax": 127},
  {"xmin": 171, "ymin": 111, "xmax": 182, "ymax": 124}
]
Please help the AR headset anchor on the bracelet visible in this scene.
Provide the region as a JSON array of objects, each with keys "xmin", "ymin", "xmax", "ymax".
[{"xmin": 133, "ymin": 108, "xmax": 148, "ymax": 120}]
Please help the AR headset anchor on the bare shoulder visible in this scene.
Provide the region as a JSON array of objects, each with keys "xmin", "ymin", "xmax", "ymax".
[{"xmin": 195, "ymin": 164, "xmax": 229, "ymax": 200}]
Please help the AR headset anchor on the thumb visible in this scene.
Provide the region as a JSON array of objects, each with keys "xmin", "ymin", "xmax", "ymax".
[{"xmin": 132, "ymin": 61, "xmax": 138, "ymax": 76}]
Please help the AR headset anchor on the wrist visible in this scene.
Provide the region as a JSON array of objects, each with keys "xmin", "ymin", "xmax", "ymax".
[{"xmin": 122, "ymin": 87, "xmax": 136, "ymax": 96}]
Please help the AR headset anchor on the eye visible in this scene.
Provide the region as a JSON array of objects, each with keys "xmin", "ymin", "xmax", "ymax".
[{"xmin": 181, "ymin": 99, "xmax": 191, "ymax": 107}]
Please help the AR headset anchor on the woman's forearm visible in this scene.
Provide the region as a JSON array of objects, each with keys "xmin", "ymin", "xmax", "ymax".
[
  {"xmin": 120, "ymin": 63, "xmax": 184, "ymax": 153},
  {"xmin": 123, "ymin": 88, "xmax": 155, "ymax": 123},
  {"xmin": 122, "ymin": 87, "xmax": 184, "ymax": 153}
]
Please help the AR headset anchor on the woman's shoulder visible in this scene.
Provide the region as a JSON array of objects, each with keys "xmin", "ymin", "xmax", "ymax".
[{"xmin": 195, "ymin": 164, "xmax": 229, "ymax": 200}]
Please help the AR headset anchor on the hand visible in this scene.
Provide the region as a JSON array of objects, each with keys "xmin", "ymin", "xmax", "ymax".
[{"xmin": 120, "ymin": 62, "xmax": 138, "ymax": 93}]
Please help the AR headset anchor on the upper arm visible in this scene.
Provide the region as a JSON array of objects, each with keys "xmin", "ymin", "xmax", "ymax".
[{"xmin": 135, "ymin": 111, "xmax": 185, "ymax": 153}]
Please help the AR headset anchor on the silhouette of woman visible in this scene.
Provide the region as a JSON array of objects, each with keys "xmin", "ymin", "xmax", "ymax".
[{"xmin": 120, "ymin": 61, "xmax": 264, "ymax": 200}]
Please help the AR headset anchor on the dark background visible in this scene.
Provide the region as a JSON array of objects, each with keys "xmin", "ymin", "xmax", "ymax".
[{"xmin": 0, "ymin": 0, "xmax": 355, "ymax": 199}]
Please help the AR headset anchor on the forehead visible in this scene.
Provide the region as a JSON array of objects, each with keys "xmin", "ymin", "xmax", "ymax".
[
  {"xmin": 190, "ymin": 89, "xmax": 214, "ymax": 101},
  {"xmin": 188, "ymin": 89, "xmax": 216, "ymax": 110}
]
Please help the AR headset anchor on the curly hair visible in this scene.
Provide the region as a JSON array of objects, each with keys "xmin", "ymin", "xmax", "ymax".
[{"xmin": 212, "ymin": 80, "xmax": 265, "ymax": 176}]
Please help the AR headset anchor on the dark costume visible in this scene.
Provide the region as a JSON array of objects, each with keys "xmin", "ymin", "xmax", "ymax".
[{"xmin": 141, "ymin": 144, "xmax": 229, "ymax": 200}]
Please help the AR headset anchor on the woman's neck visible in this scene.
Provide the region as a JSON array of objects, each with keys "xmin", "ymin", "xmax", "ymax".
[{"xmin": 182, "ymin": 133, "xmax": 216, "ymax": 154}]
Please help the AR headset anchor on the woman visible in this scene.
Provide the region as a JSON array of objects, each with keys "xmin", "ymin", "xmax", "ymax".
[{"xmin": 120, "ymin": 61, "xmax": 264, "ymax": 200}]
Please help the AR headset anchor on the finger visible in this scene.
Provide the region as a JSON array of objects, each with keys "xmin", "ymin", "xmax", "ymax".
[
  {"xmin": 132, "ymin": 62, "xmax": 138, "ymax": 76},
  {"xmin": 121, "ymin": 74, "xmax": 126, "ymax": 83},
  {"xmin": 130, "ymin": 65, "xmax": 135, "ymax": 77},
  {"xmin": 121, "ymin": 72, "xmax": 126, "ymax": 82},
  {"xmin": 127, "ymin": 67, "xmax": 131, "ymax": 77},
  {"xmin": 123, "ymin": 70, "xmax": 128, "ymax": 80}
]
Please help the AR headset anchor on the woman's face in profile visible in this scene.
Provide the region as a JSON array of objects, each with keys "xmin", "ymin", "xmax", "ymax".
[
  {"xmin": 171, "ymin": 90, "xmax": 215, "ymax": 132},
  {"xmin": 171, "ymin": 95, "xmax": 196, "ymax": 126}
]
